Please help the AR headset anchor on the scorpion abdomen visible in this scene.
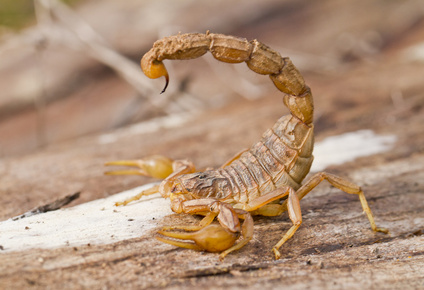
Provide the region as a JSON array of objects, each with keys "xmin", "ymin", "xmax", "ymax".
[
  {"xmin": 216, "ymin": 114, "xmax": 314, "ymax": 204},
  {"xmin": 176, "ymin": 112, "xmax": 313, "ymax": 205}
]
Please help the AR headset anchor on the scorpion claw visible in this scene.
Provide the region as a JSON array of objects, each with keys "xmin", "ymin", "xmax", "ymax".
[
  {"xmin": 104, "ymin": 155, "xmax": 174, "ymax": 179},
  {"xmin": 157, "ymin": 224, "xmax": 238, "ymax": 253}
]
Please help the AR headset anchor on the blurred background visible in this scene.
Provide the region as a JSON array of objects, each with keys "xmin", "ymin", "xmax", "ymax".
[{"xmin": 0, "ymin": 0, "xmax": 423, "ymax": 158}]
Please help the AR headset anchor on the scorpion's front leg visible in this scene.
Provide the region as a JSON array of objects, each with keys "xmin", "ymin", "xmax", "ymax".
[{"xmin": 158, "ymin": 198, "xmax": 253, "ymax": 260}]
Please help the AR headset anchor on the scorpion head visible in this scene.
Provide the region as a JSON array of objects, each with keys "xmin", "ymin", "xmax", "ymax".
[{"xmin": 169, "ymin": 171, "xmax": 233, "ymax": 200}]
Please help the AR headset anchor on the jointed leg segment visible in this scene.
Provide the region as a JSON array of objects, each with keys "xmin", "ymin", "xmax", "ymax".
[
  {"xmin": 238, "ymin": 186, "xmax": 303, "ymax": 259},
  {"xmin": 114, "ymin": 185, "xmax": 159, "ymax": 206},
  {"xmin": 239, "ymin": 173, "xmax": 387, "ymax": 259},
  {"xmin": 294, "ymin": 172, "xmax": 388, "ymax": 234}
]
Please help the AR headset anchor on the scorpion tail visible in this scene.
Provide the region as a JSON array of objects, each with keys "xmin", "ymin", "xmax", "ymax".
[
  {"xmin": 140, "ymin": 51, "xmax": 169, "ymax": 93},
  {"xmin": 140, "ymin": 32, "xmax": 313, "ymax": 124}
]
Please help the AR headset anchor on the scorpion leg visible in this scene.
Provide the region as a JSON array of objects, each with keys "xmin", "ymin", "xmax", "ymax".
[
  {"xmin": 162, "ymin": 211, "xmax": 219, "ymax": 232},
  {"xmin": 236, "ymin": 186, "xmax": 302, "ymax": 260},
  {"xmin": 114, "ymin": 185, "xmax": 160, "ymax": 206},
  {"xmin": 291, "ymin": 172, "xmax": 389, "ymax": 233},
  {"xmin": 158, "ymin": 198, "xmax": 253, "ymax": 259},
  {"xmin": 271, "ymin": 188, "xmax": 302, "ymax": 259},
  {"xmin": 219, "ymin": 209, "xmax": 254, "ymax": 260}
]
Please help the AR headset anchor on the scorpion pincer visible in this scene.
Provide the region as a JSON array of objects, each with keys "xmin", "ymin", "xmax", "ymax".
[{"xmin": 105, "ymin": 32, "xmax": 388, "ymax": 260}]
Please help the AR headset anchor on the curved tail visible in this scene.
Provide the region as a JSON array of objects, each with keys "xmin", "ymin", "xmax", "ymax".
[{"xmin": 141, "ymin": 32, "xmax": 313, "ymax": 125}]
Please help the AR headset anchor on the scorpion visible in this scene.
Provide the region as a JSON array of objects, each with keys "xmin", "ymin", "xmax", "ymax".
[{"xmin": 105, "ymin": 32, "xmax": 388, "ymax": 260}]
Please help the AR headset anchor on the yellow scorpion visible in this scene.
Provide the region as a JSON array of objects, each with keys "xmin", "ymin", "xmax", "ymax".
[{"xmin": 106, "ymin": 32, "xmax": 388, "ymax": 260}]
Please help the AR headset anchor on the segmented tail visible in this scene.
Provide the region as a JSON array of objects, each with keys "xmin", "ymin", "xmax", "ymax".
[{"xmin": 141, "ymin": 32, "xmax": 313, "ymax": 125}]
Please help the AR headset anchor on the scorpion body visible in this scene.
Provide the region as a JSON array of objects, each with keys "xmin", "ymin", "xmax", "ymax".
[
  {"xmin": 179, "ymin": 112, "xmax": 313, "ymax": 205},
  {"xmin": 106, "ymin": 32, "xmax": 388, "ymax": 260}
]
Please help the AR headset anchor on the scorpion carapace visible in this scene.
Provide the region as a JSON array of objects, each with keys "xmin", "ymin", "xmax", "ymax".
[{"xmin": 106, "ymin": 32, "xmax": 388, "ymax": 260}]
